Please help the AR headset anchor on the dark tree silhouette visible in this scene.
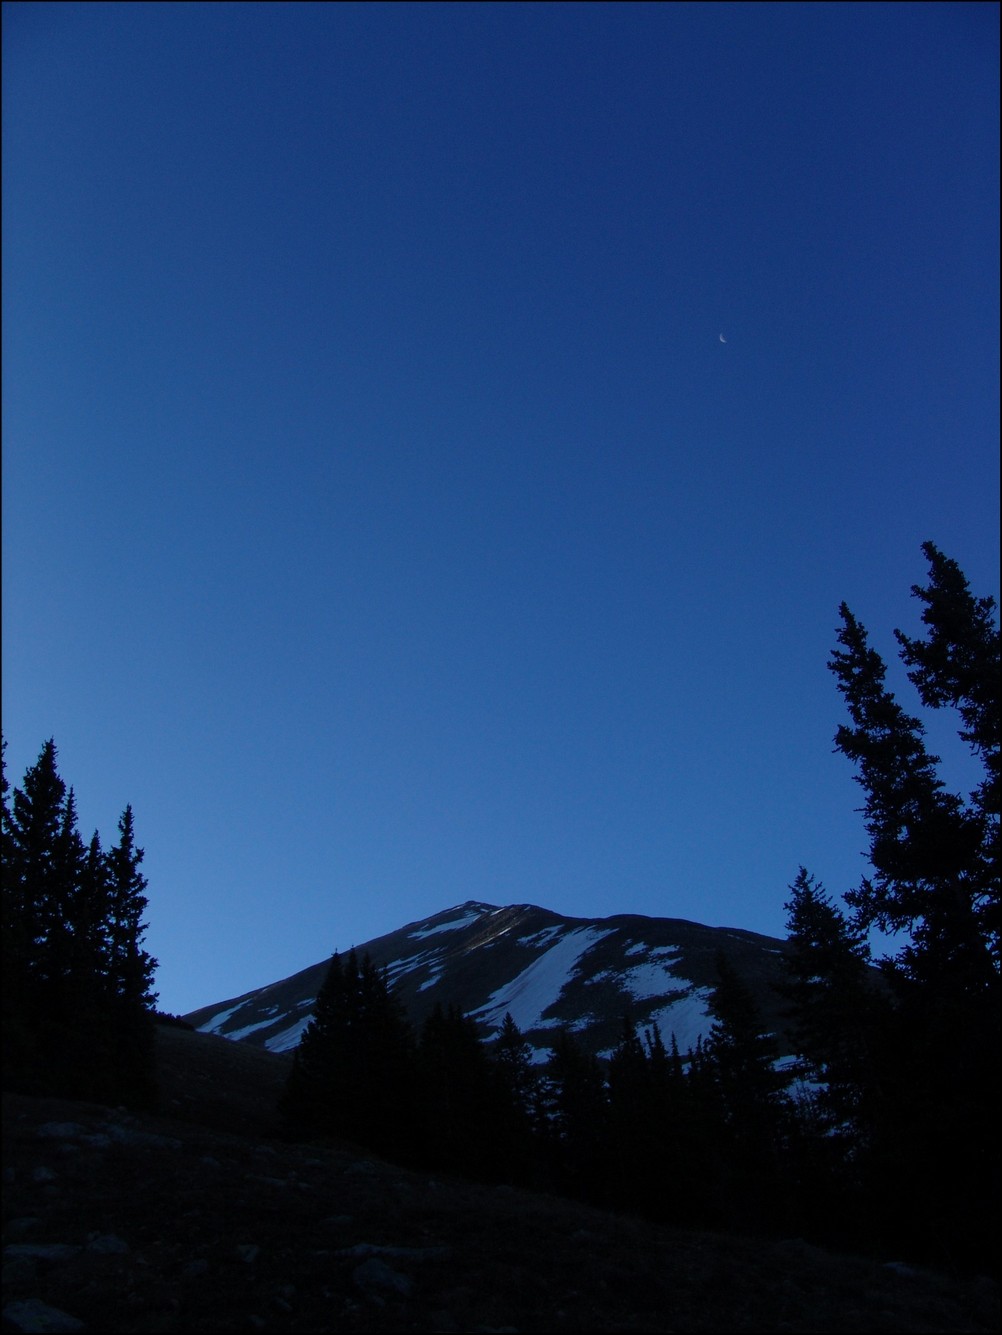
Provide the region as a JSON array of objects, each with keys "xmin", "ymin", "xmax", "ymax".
[
  {"xmin": 1, "ymin": 739, "xmax": 158, "ymax": 1103},
  {"xmin": 827, "ymin": 544, "xmax": 1000, "ymax": 1269},
  {"xmin": 540, "ymin": 1029, "xmax": 610, "ymax": 1201},
  {"xmin": 776, "ymin": 867, "xmax": 891, "ymax": 1244},
  {"xmin": 704, "ymin": 953, "xmax": 792, "ymax": 1230},
  {"xmin": 105, "ymin": 805, "xmax": 158, "ymax": 1010},
  {"xmin": 415, "ymin": 1003, "xmax": 496, "ymax": 1175},
  {"xmin": 4, "ymin": 740, "xmax": 67, "ymax": 999},
  {"xmin": 779, "ymin": 867, "xmax": 882, "ymax": 1139},
  {"xmin": 488, "ymin": 1012, "xmax": 545, "ymax": 1182},
  {"xmin": 281, "ymin": 948, "xmax": 415, "ymax": 1158},
  {"xmin": 604, "ymin": 1016, "xmax": 687, "ymax": 1219},
  {"xmin": 100, "ymin": 804, "xmax": 159, "ymax": 1099},
  {"xmin": 831, "ymin": 565, "xmax": 997, "ymax": 995},
  {"xmin": 490, "ymin": 1011, "xmax": 540, "ymax": 1125}
]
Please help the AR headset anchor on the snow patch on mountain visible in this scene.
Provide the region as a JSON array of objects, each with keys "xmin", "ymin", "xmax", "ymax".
[
  {"xmin": 408, "ymin": 904, "xmax": 487, "ymax": 939},
  {"xmin": 196, "ymin": 1002, "xmax": 244, "ymax": 1035},
  {"xmin": 265, "ymin": 1014, "xmax": 314, "ymax": 1053},
  {"xmin": 640, "ymin": 987, "xmax": 716, "ymax": 1057},
  {"xmin": 471, "ymin": 926, "xmax": 614, "ymax": 1036},
  {"xmin": 620, "ymin": 958, "xmax": 687, "ymax": 1001},
  {"xmin": 387, "ymin": 948, "xmax": 443, "ymax": 980},
  {"xmin": 227, "ymin": 1014, "xmax": 289, "ymax": 1042},
  {"xmin": 516, "ymin": 926, "xmax": 564, "ymax": 950}
]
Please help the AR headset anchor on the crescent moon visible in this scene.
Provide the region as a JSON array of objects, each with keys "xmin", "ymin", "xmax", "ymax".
[{"xmin": 719, "ymin": 333, "xmax": 726, "ymax": 343}]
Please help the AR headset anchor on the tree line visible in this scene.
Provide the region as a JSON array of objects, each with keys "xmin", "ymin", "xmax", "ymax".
[
  {"xmin": 1, "ymin": 738, "xmax": 159, "ymax": 1104},
  {"xmin": 278, "ymin": 543, "xmax": 999, "ymax": 1275},
  {"xmin": 278, "ymin": 936, "xmax": 802, "ymax": 1227}
]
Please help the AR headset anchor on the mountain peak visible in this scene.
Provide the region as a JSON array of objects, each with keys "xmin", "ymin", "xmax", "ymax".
[{"xmin": 184, "ymin": 899, "xmax": 795, "ymax": 1065}]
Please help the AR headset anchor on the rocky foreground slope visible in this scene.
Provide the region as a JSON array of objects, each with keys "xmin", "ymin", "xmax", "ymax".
[{"xmin": 2, "ymin": 1025, "xmax": 997, "ymax": 1334}]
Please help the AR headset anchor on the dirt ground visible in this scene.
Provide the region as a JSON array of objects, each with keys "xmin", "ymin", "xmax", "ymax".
[{"xmin": 2, "ymin": 1025, "xmax": 997, "ymax": 1333}]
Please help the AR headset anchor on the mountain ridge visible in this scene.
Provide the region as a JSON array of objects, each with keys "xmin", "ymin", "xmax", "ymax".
[{"xmin": 184, "ymin": 899, "xmax": 796, "ymax": 1064}]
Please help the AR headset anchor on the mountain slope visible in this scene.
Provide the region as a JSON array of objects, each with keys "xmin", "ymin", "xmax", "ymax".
[{"xmin": 184, "ymin": 900, "xmax": 795, "ymax": 1063}]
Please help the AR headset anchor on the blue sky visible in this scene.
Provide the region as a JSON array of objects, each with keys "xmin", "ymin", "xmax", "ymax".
[{"xmin": 3, "ymin": 1, "xmax": 998, "ymax": 1017}]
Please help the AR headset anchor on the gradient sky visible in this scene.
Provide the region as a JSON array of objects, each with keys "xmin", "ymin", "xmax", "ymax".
[{"xmin": 3, "ymin": 1, "xmax": 999, "ymax": 1017}]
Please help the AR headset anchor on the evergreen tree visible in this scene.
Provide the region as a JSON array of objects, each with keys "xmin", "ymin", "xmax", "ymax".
[
  {"xmin": 0, "ymin": 738, "xmax": 10, "ymax": 864},
  {"xmin": 281, "ymin": 949, "xmax": 415, "ymax": 1159},
  {"xmin": 41, "ymin": 788, "xmax": 89, "ymax": 1020},
  {"xmin": 777, "ymin": 868, "xmax": 890, "ymax": 1245},
  {"xmin": 706, "ymin": 953, "xmax": 788, "ymax": 1126},
  {"xmin": 355, "ymin": 952, "xmax": 416, "ymax": 1157},
  {"xmin": 704, "ymin": 953, "xmax": 791, "ymax": 1230},
  {"xmin": 281, "ymin": 949, "xmax": 352, "ymax": 1135},
  {"xmin": 100, "ymin": 805, "xmax": 158, "ymax": 1101},
  {"xmin": 415, "ymin": 1003, "xmax": 496, "ymax": 1175},
  {"xmin": 895, "ymin": 542, "xmax": 1000, "ymax": 834},
  {"xmin": 540, "ymin": 1029, "xmax": 610, "ymax": 1202},
  {"xmin": 4, "ymin": 740, "xmax": 74, "ymax": 1080},
  {"xmin": 606, "ymin": 1015, "xmax": 648, "ymax": 1106},
  {"xmin": 1, "ymin": 740, "xmax": 159, "ymax": 1103},
  {"xmin": 830, "ymin": 594, "xmax": 996, "ymax": 996},
  {"xmin": 827, "ymin": 545, "xmax": 1000, "ymax": 1269},
  {"xmin": 104, "ymin": 805, "xmax": 158, "ymax": 1011},
  {"xmin": 662, "ymin": 1035, "xmax": 732, "ymax": 1227},
  {"xmin": 491, "ymin": 1012, "xmax": 539, "ymax": 1118},
  {"xmin": 5, "ymin": 739, "xmax": 68, "ymax": 991},
  {"xmin": 488, "ymin": 1012, "xmax": 544, "ymax": 1182},
  {"xmin": 650, "ymin": 1028, "xmax": 731, "ymax": 1226},
  {"xmin": 74, "ymin": 831, "xmax": 113, "ymax": 992},
  {"xmin": 1, "ymin": 736, "xmax": 33, "ymax": 1068},
  {"xmin": 778, "ymin": 867, "xmax": 881, "ymax": 1138},
  {"xmin": 605, "ymin": 1016, "xmax": 670, "ymax": 1217}
]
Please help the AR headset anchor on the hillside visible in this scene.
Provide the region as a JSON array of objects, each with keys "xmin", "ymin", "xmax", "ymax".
[{"xmin": 2, "ymin": 1024, "xmax": 997, "ymax": 1334}]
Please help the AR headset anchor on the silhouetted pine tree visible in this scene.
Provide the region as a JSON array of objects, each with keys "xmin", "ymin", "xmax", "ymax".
[
  {"xmin": 648, "ymin": 1029, "xmax": 729, "ymax": 1227},
  {"xmin": 105, "ymin": 806, "xmax": 158, "ymax": 1009},
  {"xmin": 704, "ymin": 952, "xmax": 791, "ymax": 1231},
  {"xmin": 1, "ymin": 739, "xmax": 158, "ymax": 1103},
  {"xmin": 0, "ymin": 739, "xmax": 10, "ymax": 864},
  {"xmin": 828, "ymin": 544, "xmax": 1000, "ymax": 1270},
  {"xmin": 487, "ymin": 1012, "xmax": 544, "ymax": 1182},
  {"xmin": 4, "ymin": 741, "xmax": 80, "ymax": 1086},
  {"xmin": 281, "ymin": 949, "xmax": 415, "ymax": 1159},
  {"xmin": 1, "ymin": 736, "xmax": 35, "ymax": 1071},
  {"xmin": 46, "ymin": 788, "xmax": 88, "ymax": 997},
  {"xmin": 4, "ymin": 740, "xmax": 67, "ymax": 999},
  {"xmin": 604, "ymin": 1016, "xmax": 649, "ymax": 1202},
  {"xmin": 540, "ymin": 1029, "xmax": 610, "ymax": 1202},
  {"xmin": 707, "ymin": 954, "xmax": 788, "ymax": 1127},
  {"xmin": 415, "ymin": 1003, "xmax": 497, "ymax": 1176},
  {"xmin": 281, "ymin": 949, "xmax": 352, "ymax": 1134},
  {"xmin": 609, "ymin": 1034, "xmax": 726, "ymax": 1228},
  {"xmin": 895, "ymin": 542, "xmax": 1000, "ymax": 855},
  {"xmin": 779, "ymin": 867, "xmax": 883, "ymax": 1139},
  {"xmin": 605, "ymin": 1015, "xmax": 687, "ymax": 1218},
  {"xmin": 776, "ymin": 868, "xmax": 891, "ymax": 1244},
  {"xmin": 490, "ymin": 1011, "xmax": 540, "ymax": 1124},
  {"xmin": 62, "ymin": 830, "xmax": 116, "ymax": 1064},
  {"xmin": 637, "ymin": 1021, "xmax": 719, "ymax": 1224},
  {"xmin": 102, "ymin": 805, "xmax": 158, "ymax": 1101},
  {"xmin": 76, "ymin": 831, "xmax": 113, "ymax": 990}
]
